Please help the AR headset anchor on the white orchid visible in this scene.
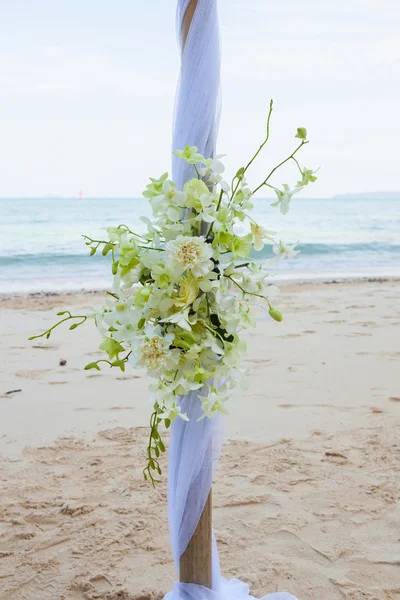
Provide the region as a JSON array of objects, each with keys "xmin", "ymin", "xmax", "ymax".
[
  {"xmin": 200, "ymin": 154, "xmax": 226, "ymax": 174},
  {"xmin": 163, "ymin": 308, "xmax": 192, "ymax": 332},
  {"xmin": 270, "ymin": 240, "xmax": 300, "ymax": 262},
  {"xmin": 272, "ymin": 184, "xmax": 303, "ymax": 215},
  {"xmin": 250, "ymin": 223, "xmax": 276, "ymax": 251},
  {"xmin": 173, "ymin": 145, "xmax": 204, "ymax": 165},
  {"xmin": 297, "ymin": 166, "xmax": 318, "ymax": 187},
  {"xmin": 103, "ymin": 297, "xmax": 140, "ymax": 328},
  {"xmin": 161, "ymin": 180, "xmax": 187, "ymax": 205}
]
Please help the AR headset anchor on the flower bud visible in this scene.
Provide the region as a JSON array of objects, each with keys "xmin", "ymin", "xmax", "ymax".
[
  {"xmin": 112, "ymin": 260, "xmax": 119, "ymax": 275},
  {"xmin": 134, "ymin": 286, "xmax": 151, "ymax": 308},
  {"xmin": 269, "ymin": 307, "xmax": 283, "ymax": 322},
  {"xmin": 295, "ymin": 127, "xmax": 307, "ymax": 140}
]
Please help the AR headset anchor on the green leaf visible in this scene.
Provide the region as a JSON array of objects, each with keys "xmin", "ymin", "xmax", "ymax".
[
  {"xmin": 235, "ymin": 167, "xmax": 245, "ymax": 180},
  {"xmin": 57, "ymin": 311, "xmax": 68, "ymax": 316},
  {"xmin": 155, "ymin": 446, "xmax": 160, "ymax": 457},
  {"xmin": 90, "ymin": 246, "xmax": 97, "ymax": 256},
  {"xmin": 46, "ymin": 332, "xmax": 51, "ymax": 339},
  {"xmin": 269, "ymin": 307, "xmax": 283, "ymax": 322},
  {"xmin": 111, "ymin": 359, "xmax": 125, "ymax": 371},
  {"xmin": 164, "ymin": 419, "xmax": 171, "ymax": 429},
  {"xmin": 84, "ymin": 362, "xmax": 101, "ymax": 371},
  {"xmin": 295, "ymin": 127, "xmax": 307, "ymax": 140},
  {"xmin": 158, "ymin": 440, "xmax": 165, "ymax": 453},
  {"xmin": 99, "ymin": 337, "xmax": 125, "ymax": 359}
]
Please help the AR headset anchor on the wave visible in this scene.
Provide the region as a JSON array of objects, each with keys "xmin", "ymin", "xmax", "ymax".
[
  {"xmin": 0, "ymin": 253, "xmax": 107, "ymax": 266},
  {"xmin": 1, "ymin": 242, "xmax": 400, "ymax": 266},
  {"xmin": 256, "ymin": 242, "xmax": 400, "ymax": 259}
]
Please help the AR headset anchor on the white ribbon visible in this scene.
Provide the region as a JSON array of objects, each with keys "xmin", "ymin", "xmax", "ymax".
[{"xmin": 164, "ymin": 2, "xmax": 299, "ymax": 599}]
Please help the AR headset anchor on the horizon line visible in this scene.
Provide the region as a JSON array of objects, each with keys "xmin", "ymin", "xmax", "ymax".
[{"xmin": 1, "ymin": 192, "xmax": 400, "ymax": 201}]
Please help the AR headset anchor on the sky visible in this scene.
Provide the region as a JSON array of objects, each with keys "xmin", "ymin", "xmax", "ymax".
[{"xmin": 0, "ymin": 0, "xmax": 399, "ymax": 198}]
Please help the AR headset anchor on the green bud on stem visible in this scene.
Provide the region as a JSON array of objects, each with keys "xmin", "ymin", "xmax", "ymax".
[
  {"xmin": 295, "ymin": 127, "xmax": 307, "ymax": 140},
  {"xmin": 269, "ymin": 307, "xmax": 283, "ymax": 322}
]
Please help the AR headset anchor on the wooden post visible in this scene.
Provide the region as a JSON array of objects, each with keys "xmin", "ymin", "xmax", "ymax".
[
  {"xmin": 181, "ymin": 0, "xmax": 198, "ymax": 48},
  {"xmin": 179, "ymin": 0, "xmax": 213, "ymax": 590},
  {"xmin": 179, "ymin": 490, "xmax": 212, "ymax": 586}
]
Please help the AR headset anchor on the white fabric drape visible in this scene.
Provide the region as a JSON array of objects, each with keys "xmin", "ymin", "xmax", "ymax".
[{"xmin": 164, "ymin": 2, "xmax": 299, "ymax": 599}]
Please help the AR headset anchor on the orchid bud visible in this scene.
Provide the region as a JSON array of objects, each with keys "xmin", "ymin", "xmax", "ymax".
[
  {"xmin": 269, "ymin": 307, "xmax": 283, "ymax": 322},
  {"xmin": 295, "ymin": 127, "xmax": 307, "ymax": 140}
]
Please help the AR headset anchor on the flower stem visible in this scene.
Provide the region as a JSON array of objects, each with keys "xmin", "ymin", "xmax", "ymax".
[
  {"xmin": 252, "ymin": 140, "xmax": 308, "ymax": 195},
  {"xmin": 225, "ymin": 275, "xmax": 272, "ymax": 308},
  {"xmin": 28, "ymin": 314, "xmax": 88, "ymax": 341},
  {"xmin": 143, "ymin": 408, "xmax": 164, "ymax": 487},
  {"xmin": 230, "ymin": 99, "xmax": 274, "ymax": 202}
]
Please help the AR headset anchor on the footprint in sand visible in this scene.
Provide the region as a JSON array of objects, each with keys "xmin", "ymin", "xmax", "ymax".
[
  {"xmin": 32, "ymin": 345, "xmax": 59, "ymax": 351},
  {"xmin": 326, "ymin": 319, "xmax": 346, "ymax": 324},
  {"xmin": 324, "ymin": 451, "xmax": 348, "ymax": 463},
  {"xmin": 344, "ymin": 332, "xmax": 373, "ymax": 337},
  {"xmin": 16, "ymin": 369, "xmax": 52, "ymax": 380},
  {"xmin": 248, "ymin": 358, "xmax": 273, "ymax": 364},
  {"xmin": 278, "ymin": 333, "xmax": 302, "ymax": 339},
  {"xmin": 346, "ymin": 304, "xmax": 375, "ymax": 309},
  {"xmin": 251, "ymin": 474, "xmax": 269, "ymax": 484},
  {"xmin": 389, "ymin": 397, "xmax": 400, "ymax": 403},
  {"xmin": 382, "ymin": 351, "xmax": 400, "ymax": 359},
  {"xmin": 87, "ymin": 575, "xmax": 113, "ymax": 595}
]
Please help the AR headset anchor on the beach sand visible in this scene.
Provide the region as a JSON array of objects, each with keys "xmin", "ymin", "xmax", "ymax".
[{"xmin": 0, "ymin": 280, "xmax": 399, "ymax": 599}]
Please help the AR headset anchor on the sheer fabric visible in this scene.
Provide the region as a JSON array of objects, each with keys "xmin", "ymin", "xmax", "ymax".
[{"xmin": 164, "ymin": 2, "xmax": 298, "ymax": 599}]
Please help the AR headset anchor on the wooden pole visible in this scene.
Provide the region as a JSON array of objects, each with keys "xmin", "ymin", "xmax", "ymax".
[
  {"xmin": 179, "ymin": 490, "xmax": 212, "ymax": 586},
  {"xmin": 181, "ymin": 0, "xmax": 198, "ymax": 48},
  {"xmin": 179, "ymin": 0, "xmax": 213, "ymax": 590}
]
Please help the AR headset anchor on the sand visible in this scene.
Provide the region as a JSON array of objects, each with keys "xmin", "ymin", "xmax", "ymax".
[{"xmin": 0, "ymin": 280, "xmax": 399, "ymax": 599}]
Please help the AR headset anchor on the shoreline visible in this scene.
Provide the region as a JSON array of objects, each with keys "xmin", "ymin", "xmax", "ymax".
[{"xmin": 2, "ymin": 274, "xmax": 400, "ymax": 304}]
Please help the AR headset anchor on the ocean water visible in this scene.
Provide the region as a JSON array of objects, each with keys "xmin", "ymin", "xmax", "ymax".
[{"xmin": 1, "ymin": 196, "xmax": 399, "ymax": 293}]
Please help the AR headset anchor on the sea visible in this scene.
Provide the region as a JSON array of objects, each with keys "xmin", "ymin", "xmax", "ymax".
[{"xmin": 1, "ymin": 195, "xmax": 399, "ymax": 294}]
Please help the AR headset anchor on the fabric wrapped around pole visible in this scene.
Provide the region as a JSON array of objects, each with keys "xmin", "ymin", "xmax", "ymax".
[{"xmin": 164, "ymin": 2, "xmax": 299, "ymax": 599}]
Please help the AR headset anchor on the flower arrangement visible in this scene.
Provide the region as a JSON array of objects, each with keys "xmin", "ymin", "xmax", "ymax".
[{"xmin": 30, "ymin": 101, "xmax": 317, "ymax": 484}]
